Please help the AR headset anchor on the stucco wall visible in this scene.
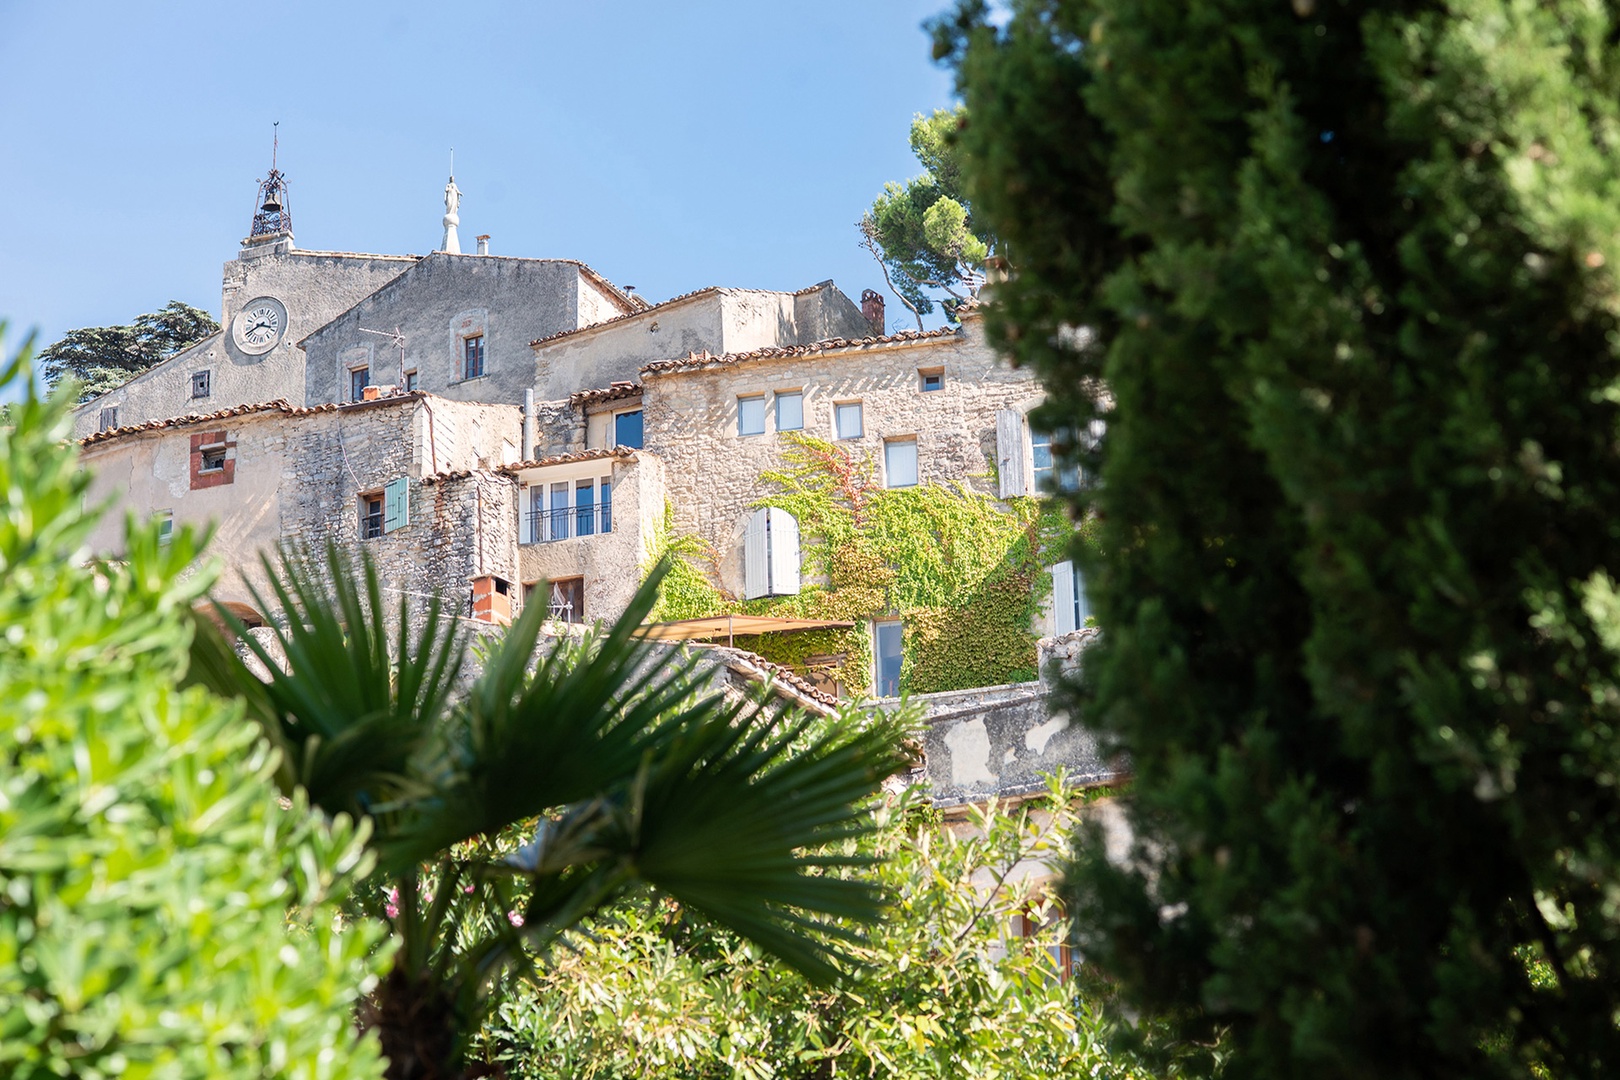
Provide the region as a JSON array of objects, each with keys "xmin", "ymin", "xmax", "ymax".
[
  {"xmin": 533, "ymin": 292, "xmax": 729, "ymax": 401},
  {"xmin": 301, "ymin": 254, "xmax": 592, "ymax": 407},
  {"xmin": 641, "ymin": 316, "xmax": 1045, "ymax": 596},
  {"xmin": 514, "ymin": 452, "xmax": 665, "ymax": 622},
  {"xmin": 73, "ymin": 243, "xmax": 417, "ymax": 437}
]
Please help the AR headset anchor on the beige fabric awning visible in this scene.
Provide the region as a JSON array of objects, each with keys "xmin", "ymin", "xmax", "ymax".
[{"xmin": 636, "ymin": 614, "xmax": 854, "ymax": 643}]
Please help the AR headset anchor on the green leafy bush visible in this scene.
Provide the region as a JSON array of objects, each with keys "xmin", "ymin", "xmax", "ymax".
[{"xmin": 0, "ymin": 330, "xmax": 387, "ymax": 1080}]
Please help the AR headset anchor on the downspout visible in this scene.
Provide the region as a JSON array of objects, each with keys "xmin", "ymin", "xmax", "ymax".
[{"xmin": 523, "ymin": 388, "xmax": 535, "ymax": 461}]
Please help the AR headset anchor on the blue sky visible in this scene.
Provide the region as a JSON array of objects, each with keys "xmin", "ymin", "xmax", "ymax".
[{"xmin": 0, "ymin": 0, "xmax": 957, "ymax": 382}]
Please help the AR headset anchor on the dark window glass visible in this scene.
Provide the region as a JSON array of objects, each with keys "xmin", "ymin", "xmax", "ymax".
[
  {"xmin": 575, "ymin": 480, "xmax": 596, "ymax": 537},
  {"xmin": 361, "ymin": 495, "xmax": 384, "ymax": 539},
  {"xmin": 920, "ymin": 370, "xmax": 944, "ymax": 392},
  {"xmin": 875, "ymin": 621, "xmax": 903, "ymax": 696},
  {"xmin": 404, "ymin": 370, "xmax": 419, "ymax": 392},
  {"xmin": 601, "ymin": 478, "xmax": 613, "ymax": 532},
  {"xmin": 350, "ymin": 367, "xmax": 370, "ymax": 402},
  {"xmin": 464, "ymin": 335, "xmax": 485, "ymax": 379},
  {"xmin": 614, "ymin": 410, "xmax": 643, "ymax": 448}
]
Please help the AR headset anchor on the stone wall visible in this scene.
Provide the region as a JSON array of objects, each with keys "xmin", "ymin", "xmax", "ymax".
[
  {"xmin": 904, "ymin": 628, "xmax": 1116, "ymax": 806},
  {"xmin": 301, "ymin": 254, "xmax": 595, "ymax": 407},
  {"xmin": 73, "ymin": 244, "xmax": 417, "ymax": 437},
  {"xmin": 641, "ymin": 315, "xmax": 1046, "ymax": 596}
]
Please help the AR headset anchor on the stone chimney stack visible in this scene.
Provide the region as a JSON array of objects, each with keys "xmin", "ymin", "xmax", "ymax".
[
  {"xmin": 477, "ymin": 234, "xmax": 490, "ymax": 256},
  {"xmin": 861, "ymin": 289, "xmax": 885, "ymax": 336}
]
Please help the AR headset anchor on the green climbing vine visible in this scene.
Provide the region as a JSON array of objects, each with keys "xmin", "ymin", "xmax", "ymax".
[{"xmin": 645, "ymin": 434, "xmax": 1094, "ymax": 697}]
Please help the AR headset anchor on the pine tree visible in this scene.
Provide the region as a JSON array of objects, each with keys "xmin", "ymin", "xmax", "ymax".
[{"xmin": 939, "ymin": 2, "xmax": 1620, "ymax": 1076}]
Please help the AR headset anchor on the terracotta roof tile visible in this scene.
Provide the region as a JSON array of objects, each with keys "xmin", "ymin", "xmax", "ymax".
[
  {"xmin": 639, "ymin": 327, "xmax": 961, "ymax": 377},
  {"xmin": 500, "ymin": 447, "xmax": 639, "ymax": 474},
  {"xmin": 568, "ymin": 381, "xmax": 642, "ymax": 409},
  {"xmin": 78, "ymin": 390, "xmax": 430, "ymax": 446}
]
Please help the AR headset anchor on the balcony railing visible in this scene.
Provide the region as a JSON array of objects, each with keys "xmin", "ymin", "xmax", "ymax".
[{"xmin": 526, "ymin": 504, "xmax": 612, "ymax": 543}]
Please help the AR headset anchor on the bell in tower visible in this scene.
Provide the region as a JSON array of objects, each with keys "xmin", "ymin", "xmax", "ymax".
[{"xmin": 248, "ymin": 122, "xmax": 293, "ymax": 243}]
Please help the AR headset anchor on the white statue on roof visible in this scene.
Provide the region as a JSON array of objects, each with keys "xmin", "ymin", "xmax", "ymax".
[{"xmin": 441, "ymin": 175, "xmax": 462, "ymax": 255}]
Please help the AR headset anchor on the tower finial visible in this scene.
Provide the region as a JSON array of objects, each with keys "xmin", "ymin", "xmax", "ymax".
[{"xmin": 247, "ymin": 125, "xmax": 292, "ymax": 243}]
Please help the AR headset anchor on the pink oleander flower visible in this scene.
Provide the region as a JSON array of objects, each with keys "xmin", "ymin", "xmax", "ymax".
[
  {"xmin": 507, "ymin": 910, "xmax": 524, "ymax": 927},
  {"xmin": 385, "ymin": 886, "xmax": 399, "ymax": 920}
]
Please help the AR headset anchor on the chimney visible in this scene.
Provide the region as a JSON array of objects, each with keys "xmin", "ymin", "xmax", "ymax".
[
  {"xmin": 861, "ymin": 289, "xmax": 885, "ymax": 336},
  {"xmin": 477, "ymin": 234, "xmax": 490, "ymax": 256},
  {"xmin": 470, "ymin": 574, "xmax": 512, "ymax": 625},
  {"xmin": 522, "ymin": 388, "xmax": 535, "ymax": 461}
]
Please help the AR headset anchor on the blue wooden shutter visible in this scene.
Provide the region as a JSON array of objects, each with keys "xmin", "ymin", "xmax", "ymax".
[{"xmin": 383, "ymin": 476, "xmax": 410, "ymax": 533}]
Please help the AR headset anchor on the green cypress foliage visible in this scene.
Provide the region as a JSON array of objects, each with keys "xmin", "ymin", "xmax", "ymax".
[{"xmin": 940, "ymin": 2, "xmax": 1620, "ymax": 1076}]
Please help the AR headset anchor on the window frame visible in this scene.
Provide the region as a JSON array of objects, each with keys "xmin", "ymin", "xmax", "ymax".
[
  {"xmin": 834, "ymin": 401, "xmax": 863, "ymax": 440},
  {"xmin": 155, "ymin": 509, "xmax": 174, "ymax": 545},
  {"xmin": 873, "ymin": 619, "xmax": 903, "ymax": 697},
  {"xmin": 191, "ymin": 370, "xmax": 212, "ymax": 399},
  {"xmin": 349, "ymin": 366, "xmax": 370, "ymax": 402},
  {"xmin": 198, "ymin": 446, "xmax": 228, "ymax": 473},
  {"xmin": 884, "ymin": 437, "xmax": 919, "ymax": 489},
  {"xmin": 918, "ymin": 367, "xmax": 944, "ymax": 392},
  {"xmin": 403, "ymin": 369, "xmax": 419, "ymax": 392},
  {"xmin": 775, "ymin": 389, "xmax": 804, "ymax": 432},
  {"xmin": 463, "ymin": 333, "xmax": 486, "ymax": 380},
  {"xmin": 613, "ymin": 408, "xmax": 644, "ymax": 449},
  {"xmin": 523, "ymin": 475, "xmax": 614, "ymax": 544},
  {"xmin": 360, "ymin": 492, "xmax": 385, "ymax": 540},
  {"xmin": 98, "ymin": 406, "xmax": 118, "ymax": 432},
  {"xmin": 737, "ymin": 394, "xmax": 767, "ymax": 437}
]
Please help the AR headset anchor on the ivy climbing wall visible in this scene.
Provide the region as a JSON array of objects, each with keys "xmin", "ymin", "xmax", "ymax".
[{"xmin": 646, "ymin": 434, "xmax": 1087, "ymax": 697}]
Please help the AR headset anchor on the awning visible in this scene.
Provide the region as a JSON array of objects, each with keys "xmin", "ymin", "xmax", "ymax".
[{"xmin": 636, "ymin": 614, "xmax": 854, "ymax": 644}]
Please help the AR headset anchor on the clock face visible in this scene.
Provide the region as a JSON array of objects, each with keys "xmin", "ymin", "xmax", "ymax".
[{"xmin": 233, "ymin": 297, "xmax": 287, "ymax": 355}]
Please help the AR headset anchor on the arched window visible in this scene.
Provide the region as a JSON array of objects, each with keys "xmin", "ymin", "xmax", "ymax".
[{"xmin": 743, "ymin": 507, "xmax": 801, "ymax": 599}]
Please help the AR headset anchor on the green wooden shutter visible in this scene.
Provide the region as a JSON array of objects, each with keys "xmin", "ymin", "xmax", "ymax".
[{"xmin": 383, "ymin": 476, "xmax": 409, "ymax": 533}]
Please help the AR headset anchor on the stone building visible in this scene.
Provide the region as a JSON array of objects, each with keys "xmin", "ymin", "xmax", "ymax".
[{"xmin": 73, "ymin": 166, "xmax": 1110, "ymax": 804}]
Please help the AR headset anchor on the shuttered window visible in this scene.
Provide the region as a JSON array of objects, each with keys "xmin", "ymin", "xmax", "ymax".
[
  {"xmin": 382, "ymin": 476, "xmax": 410, "ymax": 533},
  {"xmin": 1051, "ymin": 559, "xmax": 1090, "ymax": 634},
  {"xmin": 996, "ymin": 409, "xmax": 1027, "ymax": 498},
  {"xmin": 743, "ymin": 507, "xmax": 802, "ymax": 599}
]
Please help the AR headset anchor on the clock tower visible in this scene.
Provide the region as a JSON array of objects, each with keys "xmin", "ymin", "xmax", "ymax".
[{"xmin": 243, "ymin": 123, "xmax": 293, "ymax": 253}]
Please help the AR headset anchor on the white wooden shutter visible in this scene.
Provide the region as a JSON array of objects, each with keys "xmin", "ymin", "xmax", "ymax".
[
  {"xmin": 743, "ymin": 508, "xmax": 769, "ymax": 599},
  {"xmin": 518, "ymin": 484, "xmax": 532, "ymax": 544},
  {"xmin": 997, "ymin": 409, "xmax": 1027, "ymax": 498},
  {"xmin": 767, "ymin": 508, "xmax": 801, "ymax": 595},
  {"xmin": 382, "ymin": 476, "xmax": 410, "ymax": 533},
  {"xmin": 1052, "ymin": 560, "xmax": 1076, "ymax": 635}
]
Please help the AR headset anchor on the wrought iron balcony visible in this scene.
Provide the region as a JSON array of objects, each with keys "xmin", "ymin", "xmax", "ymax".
[{"xmin": 525, "ymin": 504, "xmax": 613, "ymax": 543}]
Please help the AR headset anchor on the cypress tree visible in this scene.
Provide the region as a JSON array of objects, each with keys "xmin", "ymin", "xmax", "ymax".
[{"xmin": 939, "ymin": 2, "xmax": 1620, "ymax": 1076}]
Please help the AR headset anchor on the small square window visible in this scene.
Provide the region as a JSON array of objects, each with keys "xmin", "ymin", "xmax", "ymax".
[
  {"xmin": 155, "ymin": 510, "xmax": 173, "ymax": 544},
  {"xmin": 776, "ymin": 390, "xmax": 803, "ymax": 431},
  {"xmin": 404, "ymin": 370, "xmax": 419, "ymax": 392},
  {"xmin": 191, "ymin": 370, "xmax": 212, "ymax": 399},
  {"xmin": 360, "ymin": 493, "xmax": 384, "ymax": 540},
  {"xmin": 738, "ymin": 395, "xmax": 766, "ymax": 436},
  {"xmin": 614, "ymin": 409, "xmax": 644, "ymax": 448},
  {"xmin": 884, "ymin": 438, "xmax": 918, "ymax": 488},
  {"xmin": 98, "ymin": 407, "xmax": 118, "ymax": 432},
  {"xmin": 919, "ymin": 368, "xmax": 944, "ymax": 392},
  {"xmin": 199, "ymin": 446, "xmax": 227, "ymax": 472},
  {"xmin": 835, "ymin": 401, "xmax": 863, "ymax": 440},
  {"xmin": 464, "ymin": 334, "xmax": 486, "ymax": 379},
  {"xmin": 350, "ymin": 367, "xmax": 370, "ymax": 402}
]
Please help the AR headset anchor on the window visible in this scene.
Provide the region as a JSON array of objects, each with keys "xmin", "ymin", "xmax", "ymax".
[
  {"xmin": 191, "ymin": 370, "xmax": 211, "ymax": 399},
  {"xmin": 1031, "ymin": 430, "xmax": 1080, "ymax": 492},
  {"xmin": 189, "ymin": 430, "xmax": 234, "ymax": 489},
  {"xmin": 542, "ymin": 577, "xmax": 585, "ymax": 624},
  {"xmin": 155, "ymin": 510, "xmax": 173, "ymax": 545},
  {"xmin": 1052, "ymin": 560, "xmax": 1091, "ymax": 634},
  {"xmin": 884, "ymin": 438, "xmax": 918, "ymax": 488},
  {"xmin": 742, "ymin": 507, "xmax": 802, "ymax": 599},
  {"xmin": 776, "ymin": 390, "xmax": 803, "ymax": 431},
  {"xmin": 350, "ymin": 367, "xmax": 370, "ymax": 402},
  {"xmin": 360, "ymin": 493, "xmax": 384, "ymax": 539},
  {"xmin": 463, "ymin": 334, "xmax": 485, "ymax": 379},
  {"xmin": 98, "ymin": 406, "xmax": 118, "ymax": 432},
  {"xmin": 835, "ymin": 401, "xmax": 863, "ymax": 440},
  {"xmin": 200, "ymin": 447, "xmax": 227, "ymax": 473},
  {"xmin": 919, "ymin": 367, "xmax": 944, "ymax": 392},
  {"xmin": 874, "ymin": 620, "xmax": 903, "ymax": 697},
  {"xmin": 614, "ymin": 409, "xmax": 643, "ymax": 448},
  {"xmin": 738, "ymin": 395, "xmax": 766, "ymax": 436},
  {"xmin": 524, "ymin": 476, "xmax": 613, "ymax": 543},
  {"xmin": 404, "ymin": 369, "xmax": 419, "ymax": 392}
]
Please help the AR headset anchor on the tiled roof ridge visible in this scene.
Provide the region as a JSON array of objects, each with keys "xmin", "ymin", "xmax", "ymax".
[
  {"xmin": 529, "ymin": 286, "xmax": 723, "ymax": 348},
  {"xmin": 708, "ymin": 646, "xmax": 841, "ymax": 711},
  {"xmin": 78, "ymin": 390, "xmax": 431, "ymax": 446},
  {"xmin": 418, "ymin": 466, "xmax": 514, "ymax": 486},
  {"xmin": 640, "ymin": 326, "xmax": 961, "ymax": 376},
  {"xmin": 283, "ymin": 249, "xmax": 423, "ymax": 262},
  {"xmin": 499, "ymin": 446, "xmax": 639, "ymax": 473},
  {"xmin": 568, "ymin": 381, "xmax": 642, "ymax": 408}
]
